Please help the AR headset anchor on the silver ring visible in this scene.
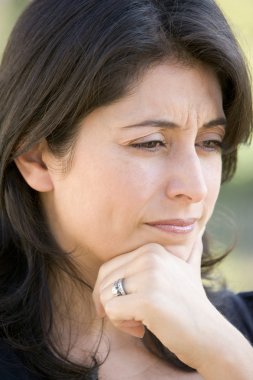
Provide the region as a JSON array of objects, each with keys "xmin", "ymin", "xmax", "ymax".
[{"xmin": 112, "ymin": 278, "xmax": 127, "ymax": 297}]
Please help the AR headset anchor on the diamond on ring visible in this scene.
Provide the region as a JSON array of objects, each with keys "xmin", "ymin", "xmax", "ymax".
[{"xmin": 112, "ymin": 278, "xmax": 127, "ymax": 297}]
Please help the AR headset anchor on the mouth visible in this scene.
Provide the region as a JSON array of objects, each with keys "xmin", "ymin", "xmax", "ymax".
[{"xmin": 146, "ymin": 219, "xmax": 197, "ymax": 234}]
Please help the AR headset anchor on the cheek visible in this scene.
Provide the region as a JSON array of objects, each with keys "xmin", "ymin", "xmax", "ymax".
[
  {"xmin": 92, "ymin": 158, "xmax": 157, "ymax": 222},
  {"xmin": 54, "ymin": 158, "xmax": 155, "ymax": 250}
]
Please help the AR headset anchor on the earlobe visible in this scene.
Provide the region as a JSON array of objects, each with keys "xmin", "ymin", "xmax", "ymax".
[{"xmin": 15, "ymin": 143, "xmax": 54, "ymax": 192}]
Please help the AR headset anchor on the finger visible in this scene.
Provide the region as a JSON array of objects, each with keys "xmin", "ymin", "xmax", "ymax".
[
  {"xmin": 94, "ymin": 269, "xmax": 144, "ymax": 317},
  {"xmin": 103, "ymin": 293, "xmax": 145, "ymax": 328},
  {"xmin": 93, "ymin": 253, "xmax": 142, "ymax": 316},
  {"xmin": 187, "ymin": 226, "xmax": 205, "ymax": 277},
  {"xmin": 94, "ymin": 247, "xmax": 145, "ymax": 296},
  {"xmin": 93, "ymin": 244, "xmax": 165, "ymax": 315},
  {"xmin": 94, "ymin": 243, "xmax": 164, "ymax": 292},
  {"xmin": 95, "ymin": 246, "xmax": 145, "ymax": 284},
  {"xmin": 115, "ymin": 324, "xmax": 145, "ymax": 338},
  {"xmin": 93, "ymin": 260, "xmax": 136, "ymax": 316}
]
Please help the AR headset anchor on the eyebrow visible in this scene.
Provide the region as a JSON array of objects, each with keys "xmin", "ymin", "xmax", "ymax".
[{"xmin": 122, "ymin": 117, "xmax": 227, "ymax": 130}]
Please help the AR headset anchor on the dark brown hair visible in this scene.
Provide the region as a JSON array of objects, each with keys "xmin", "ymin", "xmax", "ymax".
[{"xmin": 0, "ymin": 0, "xmax": 252, "ymax": 378}]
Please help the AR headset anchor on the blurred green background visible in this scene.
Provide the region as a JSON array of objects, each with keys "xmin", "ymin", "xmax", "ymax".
[{"xmin": 0, "ymin": 0, "xmax": 252, "ymax": 291}]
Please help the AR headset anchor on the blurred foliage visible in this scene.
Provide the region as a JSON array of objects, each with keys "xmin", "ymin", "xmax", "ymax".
[
  {"xmin": 215, "ymin": 1, "xmax": 253, "ymax": 291},
  {"xmin": 0, "ymin": 0, "xmax": 253, "ymax": 290},
  {"xmin": 0, "ymin": 0, "xmax": 28, "ymax": 54}
]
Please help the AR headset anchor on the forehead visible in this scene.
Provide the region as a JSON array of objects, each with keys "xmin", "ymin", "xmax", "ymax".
[
  {"xmin": 85, "ymin": 61, "xmax": 224, "ymax": 132},
  {"xmin": 127, "ymin": 61, "xmax": 223, "ymax": 111}
]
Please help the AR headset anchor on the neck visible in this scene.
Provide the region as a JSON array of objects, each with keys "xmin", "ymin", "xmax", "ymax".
[{"xmin": 48, "ymin": 265, "xmax": 138, "ymax": 363}]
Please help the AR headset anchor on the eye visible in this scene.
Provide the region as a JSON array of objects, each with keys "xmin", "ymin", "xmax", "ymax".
[
  {"xmin": 131, "ymin": 140, "xmax": 166, "ymax": 152},
  {"xmin": 196, "ymin": 139, "xmax": 223, "ymax": 152}
]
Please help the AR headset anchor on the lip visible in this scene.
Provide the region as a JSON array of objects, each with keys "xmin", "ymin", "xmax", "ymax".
[{"xmin": 146, "ymin": 219, "xmax": 197, "ymax": 234}]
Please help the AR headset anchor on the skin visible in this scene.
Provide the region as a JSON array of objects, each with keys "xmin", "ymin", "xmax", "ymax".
[
  {"xmin": 15, "ymin": 62, "xmax": 253, "ymax": 379},
  {"xmin": 41, "ymin": 62, "xmax": 224, "ymax": 269}
]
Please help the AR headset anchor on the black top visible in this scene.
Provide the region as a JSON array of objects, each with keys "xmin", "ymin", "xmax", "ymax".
[
  {"xmin": 0, "ymin": 341, "xmax": 36, "ymax": 380},
  {"xmin": 209, "ymin": 290, "xmax": 253, "ymax": 344},
  {"xmin": 0, "ymin": 291, "xmax": 252, "ymax": 380}
]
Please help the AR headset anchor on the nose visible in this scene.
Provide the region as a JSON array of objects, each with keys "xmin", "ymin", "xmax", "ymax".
[{"xmin": 165, "ymin": 150, "xmax": 208, "ymax": 203}]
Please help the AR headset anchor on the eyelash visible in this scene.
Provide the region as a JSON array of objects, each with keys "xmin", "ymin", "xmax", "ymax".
[
  {"xmin": 196, "ymin": 140, "xmax": 223, "ymax": 152},
  {"xmin": 131, "ymin": 140, "xmax": 166, "ymax": 151},
  {"xmin": 131, "ymin": 139, "xmax": 223, "ymax": 152}
]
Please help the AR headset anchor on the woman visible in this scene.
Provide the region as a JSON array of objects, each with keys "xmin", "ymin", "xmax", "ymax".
[{"xmin": 0, "ymin": 0, "xmax": 252, "ymax": 379}]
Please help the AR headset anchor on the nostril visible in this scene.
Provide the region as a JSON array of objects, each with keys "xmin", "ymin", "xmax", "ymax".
[{"xmin": 165, "ymin": 164, "xmax": 208, "ymax": 203}]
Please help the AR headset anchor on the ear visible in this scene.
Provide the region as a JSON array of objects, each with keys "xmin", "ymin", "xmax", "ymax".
[{"xmin": 15, "ymin": 141, "xmax": 54, "ymax": 192}]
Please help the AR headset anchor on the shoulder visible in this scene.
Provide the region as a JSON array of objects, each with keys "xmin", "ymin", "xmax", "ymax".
[
  {"xmin": 0, "ymin": 340, "xmax": 40, "ymax": 380},
  {"xmin": 208, "ymin": 289, "xmax": 253, "ymax": 344}
]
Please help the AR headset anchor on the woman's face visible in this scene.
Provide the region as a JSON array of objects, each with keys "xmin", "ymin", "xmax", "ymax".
[{"xmin": 43, "ymin": 62, "xmax": 225, "ymax": 266}]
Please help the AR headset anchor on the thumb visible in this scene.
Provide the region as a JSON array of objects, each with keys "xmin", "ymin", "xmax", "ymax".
[{"xmin": 187, "ymin": 227, "xmax": 205, "ymax": 278}]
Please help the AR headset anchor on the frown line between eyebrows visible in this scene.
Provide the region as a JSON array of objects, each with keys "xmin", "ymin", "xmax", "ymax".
[{"xmin": 121, "ymin": 117, "xmax": 227, "ymax": 130}]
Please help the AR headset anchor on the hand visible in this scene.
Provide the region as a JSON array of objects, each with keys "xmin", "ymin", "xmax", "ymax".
[{"xmin": 93, "ymin": 229, "xmax": 217, "ymax": 368}]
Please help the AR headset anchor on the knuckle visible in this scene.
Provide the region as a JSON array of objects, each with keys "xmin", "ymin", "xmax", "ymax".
[
  {"xmin": 138, "ymin": 290, "xmax": 158, "ymax": 315},
  {"xmin": 143, "ymin": 242, "xmax": 163, "ymax": 253},
  {"xmin": 104, "ymin": 303, "xmax": 112, "ymax": 316},
  {"xmin": 139, "ymin": 267, "xmax": 163, "ymax": 296},
  {"xmin": 144, "ymin": 268, "xmax": 163, "ymax": 293},
  {"xmin": 99, "ymin": 281, "xmax": 107, "ymax": 294},
  {"xmin": 97, "ymin": 265, "xmax": 104, "ymax": 282},
  {"xmin": 104, "ymin": 302, "xmax": 118, "ymax": 320},
  {"xmin": 139, "ymin": 249, "xmax": 163, "ymax": 270},
  {"xmin": 99, "ymin": 290, "xmax": 107, "ymax": 305}
]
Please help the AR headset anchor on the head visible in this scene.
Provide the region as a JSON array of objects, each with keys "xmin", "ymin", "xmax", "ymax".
[
  {"xmin": 0, "ymin": 0, "xmax": 252, "ymax": 375},
  {"xmin": 1, "ymin": 0, "xmax": 251, "ymax": 271}
]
